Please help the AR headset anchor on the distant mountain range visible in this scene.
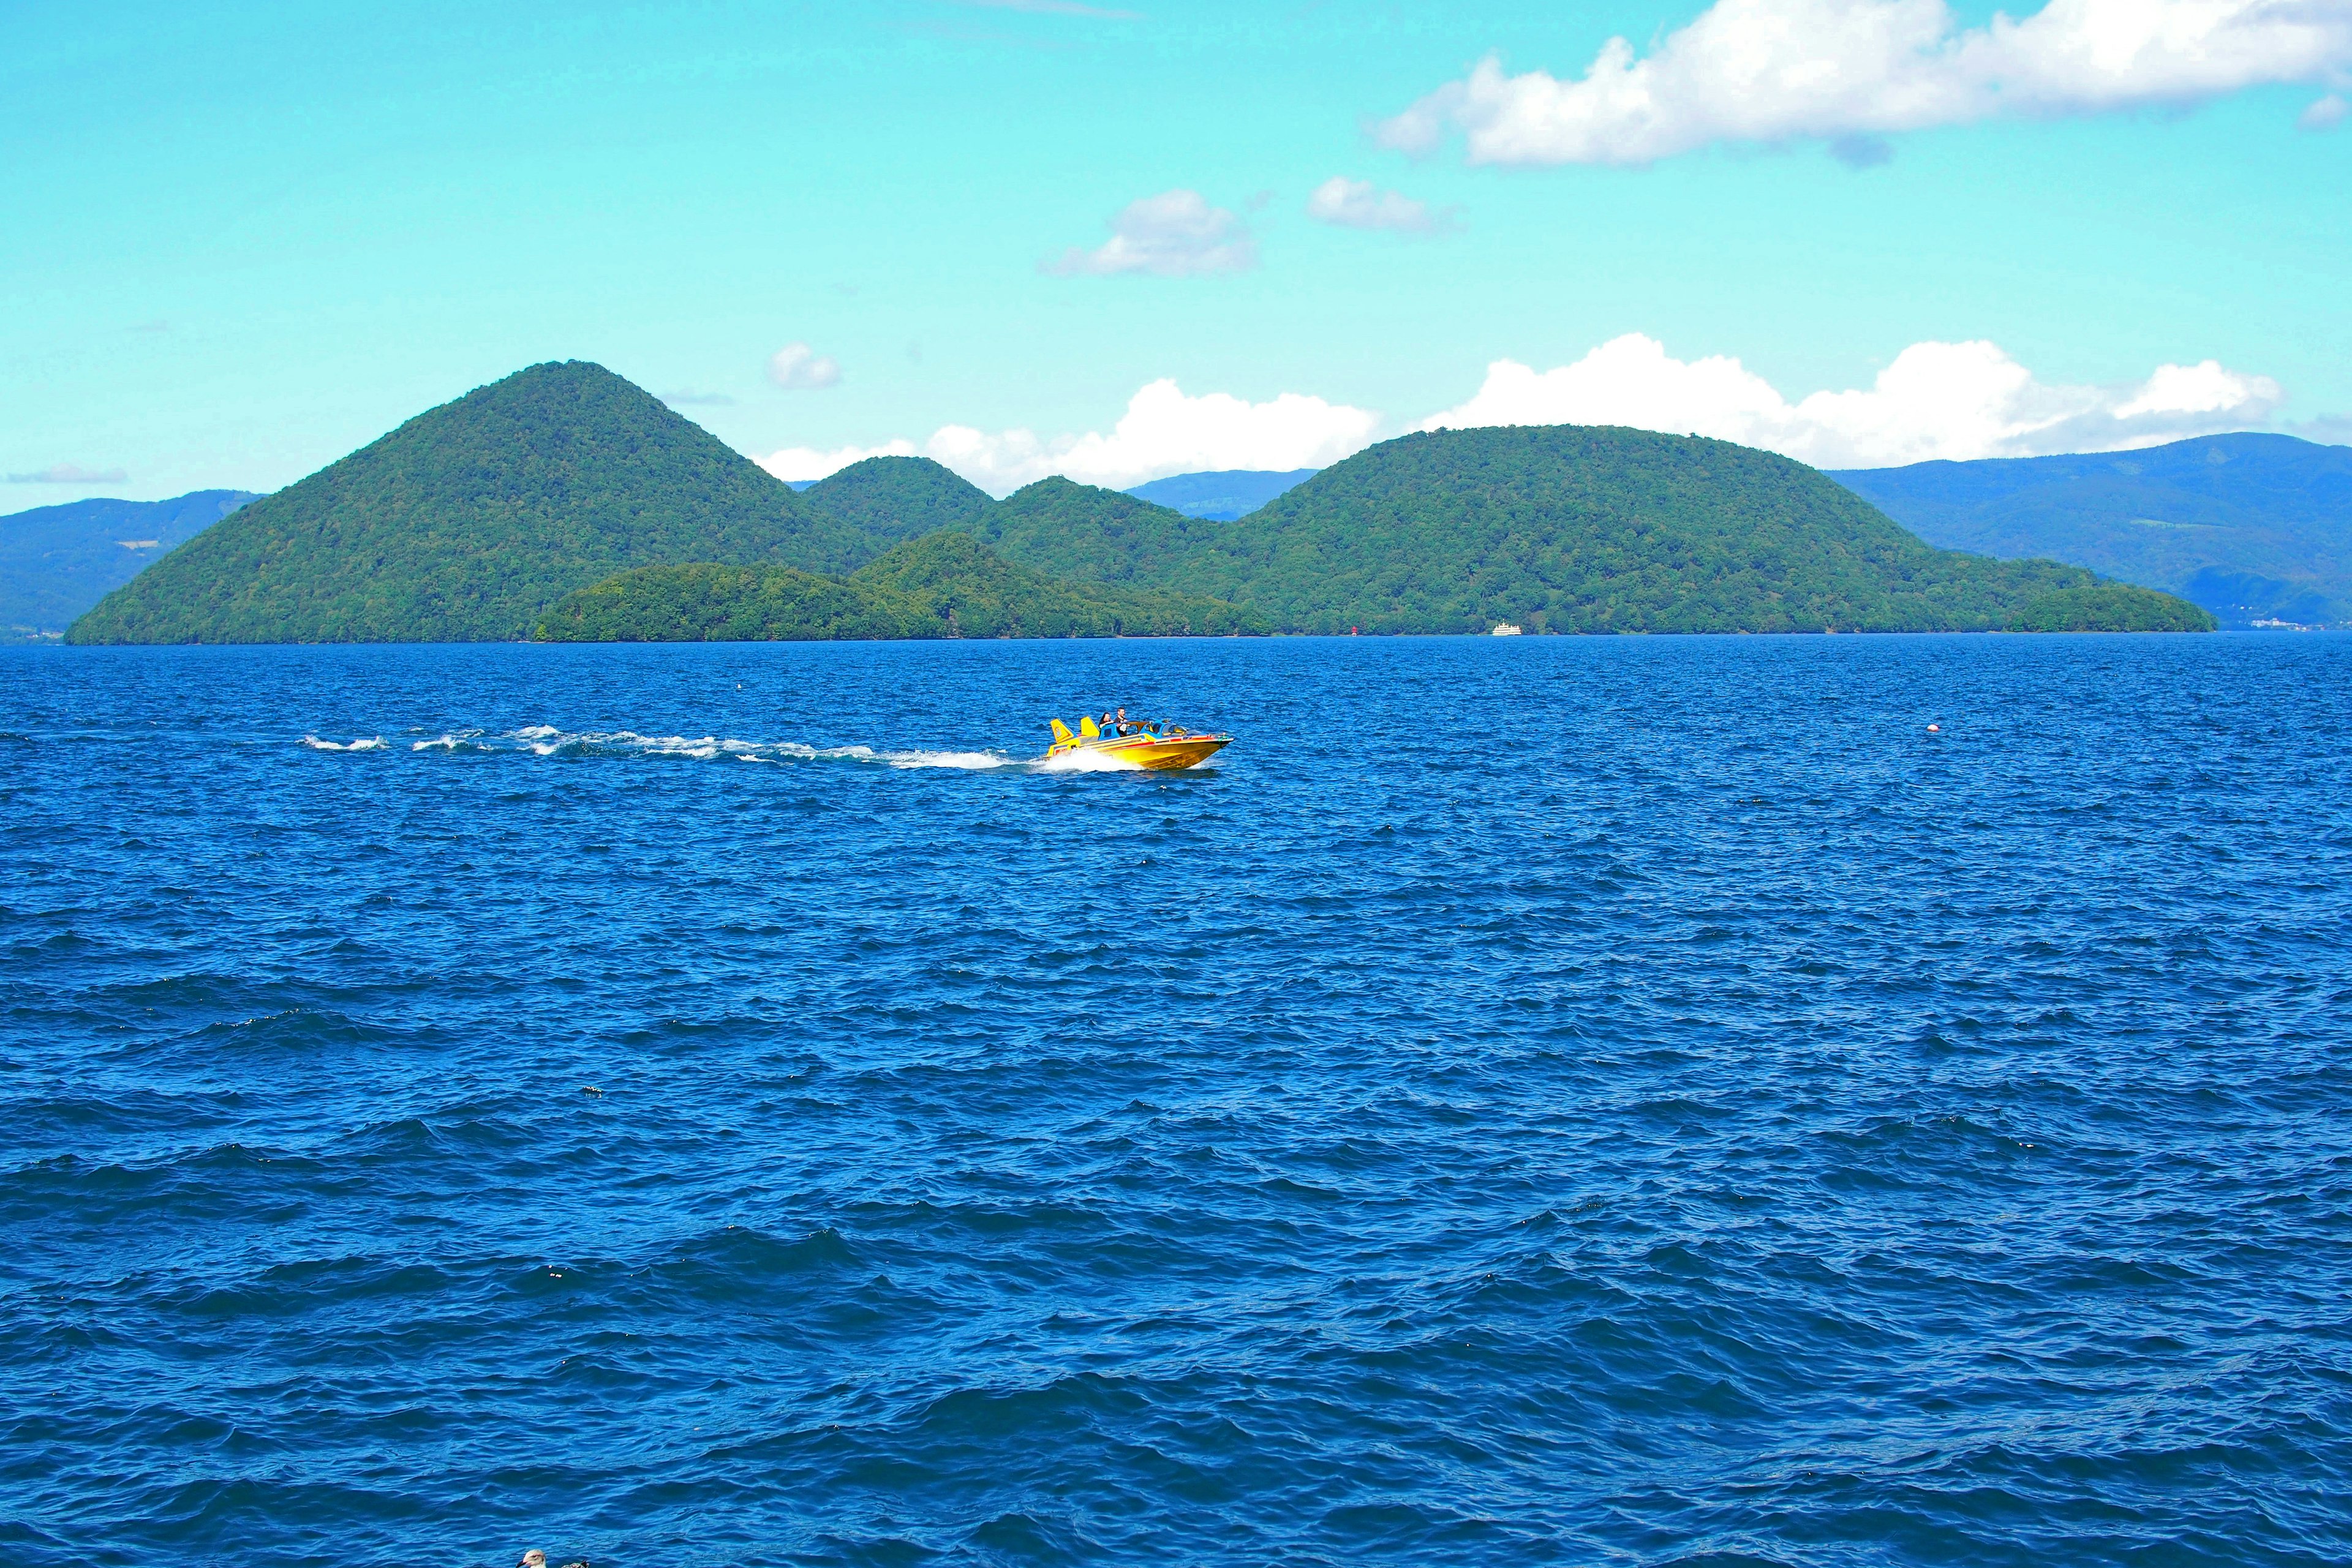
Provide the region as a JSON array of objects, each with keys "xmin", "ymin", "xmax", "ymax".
[
  {"xmin": 39, "ymin": 423, "xmax": 2350, "ymax": 641},
  {"xmin": 1123, "ymin": 469, "xmax": 1316, "ymax": 520},
  {"xmin": 1, "ymin": 490, "xmax": 257, "ymax": 639},
  {"xmin": 1830, "ymin": 434, "xmax": 2352, "ymax": 628},
  {"xmin": 58, "ymin": 361, "xmax": 2230, "ymax": 643}
]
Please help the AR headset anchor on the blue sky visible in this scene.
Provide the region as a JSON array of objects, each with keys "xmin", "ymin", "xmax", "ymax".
[{"xmin": 5, "ymin": 0, "xmax": 2348, "ymax": 499}]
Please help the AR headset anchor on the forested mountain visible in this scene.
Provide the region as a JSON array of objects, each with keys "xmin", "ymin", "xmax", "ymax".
[
  {"xmin": 1830, "ymin": 433, "xmax": 2352, "ymax": 627},
  {"xmin": 1124, "ymin": 469, "xmax": 1316, "ymax": 520},
  {"xmin": 536, "ymin": 529, "xmax": 1259, "ymax": 641},
  {"xmin": 67, "ymin": 363, "xmax": 870, "ymax": 644},
  {"xmin": 58, "ymin": 361, "xmax": 2212, "ymax": 643},
  {"xmin": 957, "ymin": 477, "xmax": 1239, "ymax": 587},
  {"xmin": 800, "ymin": 456, "xmax": 992, "ymax": 549},
  {"xmin": 2, "ymin": 490, "xmax": 257, "ymax": 639},
  {"xmin": 959, "ymin": 426, "xmax": 2204, "ymax": 633}
]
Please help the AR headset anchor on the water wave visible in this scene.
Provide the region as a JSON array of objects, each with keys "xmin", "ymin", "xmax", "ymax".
[
  {"xmin": 15, "ymin": 635, "xmax": 2342, "ymax": 1567},
  {"xmin": 1037, "ymin": 745, "xmax": 1145, "ymax": 772},
  {"xmin": 401, "ymin": 724, "xmax": 1030, "ymax": 769},
  {"xmin": 298, "ymin": 734, "xmax": 386, "ymax": 752},
  {"xmin": 385, "ymin": 723, "xmax": 1166, "ymax": 772}
]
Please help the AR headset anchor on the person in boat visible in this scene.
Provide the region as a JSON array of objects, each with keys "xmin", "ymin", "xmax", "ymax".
[{"xmin": 1114, "ymin": 707, "xmax": 1136, "ymax": 735}]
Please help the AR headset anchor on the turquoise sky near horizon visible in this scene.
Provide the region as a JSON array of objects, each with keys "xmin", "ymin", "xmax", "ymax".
[{"xmin": 4, "ymin": 0, "xmax": 2349, "ymax": 500}]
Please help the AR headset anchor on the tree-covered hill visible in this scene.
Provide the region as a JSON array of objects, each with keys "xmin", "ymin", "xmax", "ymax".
[
  {"xmin": 957, "ymin": 425, "xmax": 2204, "ymax": 634},
  {"xmin": 534, "ymin": 529, "xmax": 1261, "ymax": 642},
  {"xmin": 2007, "ymin": 583, "xmax": 2217, "ymax": 633},
  {"xmin": 955, "ymin": 477, "xmax": 1238, "ymax": 588},
  {"xmin": 799, "ymin": 456, "xmax": 992, "ymax": 552},
  {"xmin": 67, "ymin": 362, "xmax": 876, "ymax": 644},
  {"xmin": 1830, "ymin": 433, "xmax": 2352, "ymax": 627}
]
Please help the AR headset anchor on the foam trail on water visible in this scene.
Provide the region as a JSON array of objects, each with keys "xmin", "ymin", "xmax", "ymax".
[
  {"xmin": 301, "ymin": 735, "xmax": 387, "ymax": 752},
  {"xmin": 1036, "ymin": 747, "xmax": 1146, "ymax": 772},
  {"xmin": 393, "ymin": 725, "xmax": 1027, "ymax": 770},
  {"xmin": 880, "ymin": 748, "xmax": 1019, "ymax": 770}
]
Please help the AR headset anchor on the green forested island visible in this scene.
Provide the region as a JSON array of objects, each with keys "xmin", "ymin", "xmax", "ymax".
[
  {"xmin": 69, "ymin": 363, "xmax": 875, "ymax": 644},
  {"xmin": 955, "ymin": 426, "xmax": 2197, "ymax": 634},
  {"xmin": 536, "ymin": 530, "xmax": 1261, "ymax": 641},
  {"xmin": 2002, "ymin": 582, "xmax": 2218, "ymax": 632},
  {"xmin": 68, "ymin": 361, "xmax": 2212, "ymax": 643}
]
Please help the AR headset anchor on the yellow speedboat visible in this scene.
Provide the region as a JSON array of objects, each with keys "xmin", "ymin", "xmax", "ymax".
[{"xmin": 1047, "ymin": 715, "xmax": 1231, "ymax": 771}]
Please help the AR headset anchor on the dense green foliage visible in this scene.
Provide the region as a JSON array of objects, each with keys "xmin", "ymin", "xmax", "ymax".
[
  {"xmin": 955, "ymin": 477, "xmax": 1237, "ymax": 586},
  {"xmin": 799, "ymin": 456, "xmax": 991, "ymax": 552},
  {"xmin": 535, "ymin": 529, "xmax": 1261, "ymax": 642},
  {"xmin": 64, "ymin": 358, "xmax": 2219, "ymax": 644},
  {"xmin": 2006, "ymin": 584, "xmax": 2218, "ymax": 633},
  {"xmin": 534, "ymin": 564, "xmax": 912, "ymax": 641},
  {"xmin": 2, "ymin": 490, "xmax": 255, "ymax": 639},
  {"xmin": 1831, "ymin": 433, "xmax": 2351, "ymax": 627},
  {"xmin": 67, "ymin": 362, "xmax": 872, "ymax": 644},
  {"xmin": 853, "ymin": 530, "xmax": 1259, "ymax": 636},
  {"xmin": 962, "ymin": 426, "xmax": 2206, "ymax": 634}
]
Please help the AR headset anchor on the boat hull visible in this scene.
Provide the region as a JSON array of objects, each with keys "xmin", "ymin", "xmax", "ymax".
[{"xmin": 1052, "ymin": 734, "xmax": 1231, "ymax": 771}]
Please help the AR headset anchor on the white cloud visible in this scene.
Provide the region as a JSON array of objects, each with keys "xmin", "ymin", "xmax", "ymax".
[
  {"xmin": 760, "ymin": 380, "xmax": 1378, "ymax": 494},
  {"xmin": 767, "ymin": 343, "xmax": 842, "ymax": 390},
  {"xmin": 2302, "ymin": 91, "xmax": 2350, "ymax": 127},
  {"xmin": 6, "ymin": 462, "xmax": 128, "ymax": 484},
  {"xmin": 755, "ymin": 439, "xmax": 918, "ymax": 483},
  {"xmin": 1305, "ymin": 176, "xmax": 1461, "ymax": 233},
  {"xmin": 929, "ymin": 380, "xmax": 1379, "ymax": 491},
  {"xmin": 1380, "ymin": 0, "xmax": 2352, "ymax": 167},
  {"xmin": 1042, "ymin": 189, "xmax": 1259, "ymax": 277},
  {"xmin": 1419, "ymin": 333, "xmax": 2284, "ymax": 467},
  {"xmin": 2285, "ymin": 412, "xmax": 2352, "ymax": 444}
]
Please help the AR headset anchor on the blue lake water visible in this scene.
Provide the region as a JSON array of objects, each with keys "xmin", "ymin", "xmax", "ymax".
[{"xmin": 3, "ymin": 633, "xmax": 2349, "ymax": 1567}]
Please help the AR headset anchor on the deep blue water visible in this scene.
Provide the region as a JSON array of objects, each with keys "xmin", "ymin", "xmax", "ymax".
[{"xmin": 4, "ymin": 634, "xmax": 2350, "ymax": 1568}]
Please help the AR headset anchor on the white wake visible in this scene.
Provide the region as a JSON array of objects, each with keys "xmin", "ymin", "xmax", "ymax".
[{"xmin": 328, "ymin": 724, "xmax": 1202, "ymax": 774}]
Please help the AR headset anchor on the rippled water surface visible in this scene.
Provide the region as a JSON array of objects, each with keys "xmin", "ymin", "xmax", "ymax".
[{"xmin": 4, "ymin": 635, "xmax": 2350, "ymax": 1568}]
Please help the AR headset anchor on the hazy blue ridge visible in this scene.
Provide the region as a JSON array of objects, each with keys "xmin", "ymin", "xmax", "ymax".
[
  {"xmin": 1830, "ymin": 432, "xmax": 2352, "ymax": 628},
  {"xmin": 0, "ymin": 490, "xmax": 257, "ymax": 639},
  {"xmin": 1124, "ymin": 468, "xmax": 1319, "ymax": 520}
]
